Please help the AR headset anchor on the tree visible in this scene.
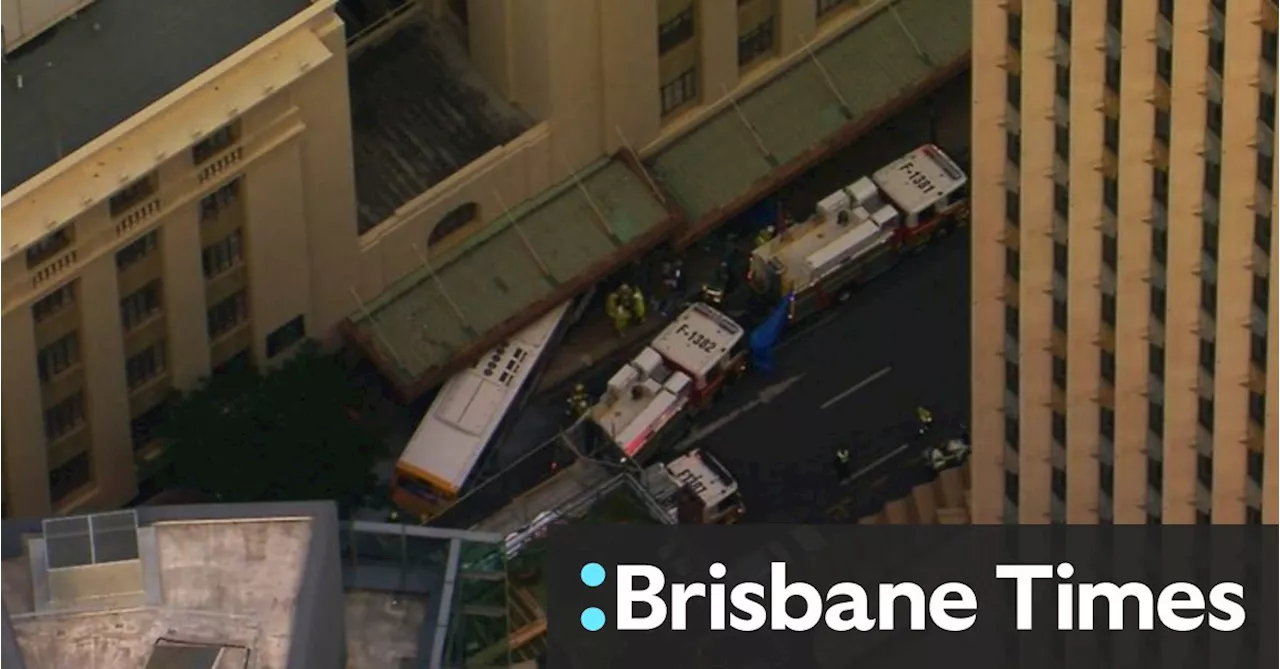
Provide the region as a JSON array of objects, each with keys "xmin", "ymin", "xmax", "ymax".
[{"xmin": 157, "ymin": 341, "xmax": 382, "ymax": 514}]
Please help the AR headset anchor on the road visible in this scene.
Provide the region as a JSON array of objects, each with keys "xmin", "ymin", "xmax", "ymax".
[
  {"xmin": 692, "ymin": 230, "xmax": 971, "ymax": 523},
  {"xmin": 363, "ymin": 72, "xmax": 972, "ymax": 525}
]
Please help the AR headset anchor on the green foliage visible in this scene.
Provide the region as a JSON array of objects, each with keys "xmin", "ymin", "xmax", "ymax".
[{"xmin": 156, "ymin": 341, "xmax": 381, "ymax": 512}]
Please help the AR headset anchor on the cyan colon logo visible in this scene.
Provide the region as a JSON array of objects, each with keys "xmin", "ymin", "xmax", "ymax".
[{"xmin": 580, "ymin": 562, "xmax": 608, "ymax": 631}]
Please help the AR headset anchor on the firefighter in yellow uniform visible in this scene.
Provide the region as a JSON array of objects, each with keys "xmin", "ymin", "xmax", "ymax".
[
  {"xmin": 754, "ymin": 225, "xmax": 776, "ymax": 248},
  {"xmin": 567, "ymin": 383, "xmax": 591, "ymax": 419},
  {"xmin": 833, "ymin": 448, "xmax": 851, "ymax": 484},
  {"xmin": 387, "ymin": 509, "xmax": 400, "ymax": 523},
  {"xmin": 606, "ymin": 289, "xmax": 632, "ymax": 335},
  {"xmin": 916, "ymin": 406, "xmax": 934, "ymax": 435},
  {"xmin": 631, "ymin": 286, "xmax": 647, "ymax": 323}
]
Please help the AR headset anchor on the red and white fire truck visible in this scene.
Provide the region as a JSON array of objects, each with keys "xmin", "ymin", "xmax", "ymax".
[
  {"xmin": 748, "ymin": 144, "xmax": 970, "ymax": 322},
  {"xmin": 641, "ymin": 450, "xmax": 746, "ymax": 524},
  {"xmin": 585, "ymin": 302, "xmax": 747, "ymax": 463}
]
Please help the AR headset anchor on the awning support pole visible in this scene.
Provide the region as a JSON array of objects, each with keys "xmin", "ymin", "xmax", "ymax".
[
  {"xmin": 800, "ymin": 36, "xmax": 853, "ymax": 118},
  {"xmin": 349, "ymin": 287, "xmax": 407, "ymax": 368},
  {"xmin": 614, "ymin": 125, "xmax": 667, "ymax": 204},
  {"xmin": 410, "ymin": 243, "xmax": 475, "ymax": 337},
  {"xmin": 889, "ymin": 6, "xmax": 933, "ymax": 66},
  {"xmin": 721, "ymin": 83, "xmax": 777, "ymax": 167},
  {"xmin": 494, "ymin": 189, "xmax": 556, "ymax": 284},
  {"xmin": 558, "ymin": 149, "xmax": 620, "ymax": 242}
]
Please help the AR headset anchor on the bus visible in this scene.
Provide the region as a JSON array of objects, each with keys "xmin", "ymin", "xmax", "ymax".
[{"xmin": 391, "ymin": 301, "xmax": 574, "ymax": 519}]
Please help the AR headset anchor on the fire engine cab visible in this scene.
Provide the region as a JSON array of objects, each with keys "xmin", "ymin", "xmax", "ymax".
[
  {"xmin": 749, "ymin": 144, "xmax": 969, "ymax": 321},
  {"xmin": 587, "ymin": 302, "xmax": 746, "ymax": 463},
  {"xmin": 642, "ymin": 449, "xmax": 746, "ymax": 524}
]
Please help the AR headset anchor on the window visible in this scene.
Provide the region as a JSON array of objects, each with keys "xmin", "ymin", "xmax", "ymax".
[
  {"xmin": 1005, "ymin": 189, "xmax": 1020, "ymax": 226},
  {"xmin": 1005, "ymin": 470, "xmax": 1020, "ymax": 504},
  {"xmin": 1199, "ymin": 338, "xmax": 1216, "ymax": 371},
  {"xmin": 1204, "ymin": 161, "xmax": 1221, "ymax": 197},
  {"xmin": 1106, "ymin": 0, "xmax": 1122, "ymax": 28},
  {"xmin": 1052, "ymin": 240, "xmax": 1068, "ymax": 276},
  {"xmin": 1005, "ymin": 247, "xmax": 1020, "ymax": 279},
  {"xmin": 33, "ymin": 282, "xmax": 75, "ymax": 323},
  {"xmin": 816, "ymin": 0, "xmax": 852, "ymax": 18},
  {"xmin": 1004, "ymin": 415, "xmax": 1020, "ymax": 450},
  {"xmin": 1005, "ymin": 359, "xmax": 1020, "ymax": 393},
  {"xmin": 1196, "ymin": 454, "xmax": 1213, "ymax": 488},
  {"xmin": 1253, "ymin": 332, "xmax": 1268, "ymax": 366},
  {"xmin": 109, "ymin": 172, "xmax": 158, "ymax": 217},
  {"xmin": 660, "ymin": 67, "xmax": 699, "ymax": 117},
  {"xmin": 738, "ymin": 17, "xmax": 775, "ymax": 67},
  {"xmin": 1203, "ymin": 220, "xmax": 1219, "ymax": 259},
  {"xmin": 1265, "ymin": 29, "xmax": 1278, "ymax": 68},
  {"xmin": 116, "ymin": 230, "xmax": 159, "ymax": 271},
  {"xmin": 1006, "ymin": 130, "xmax": 1021, "ymax": 165},
  {"xmin": 1051, "ymin": 467, "xmax": 1067, "ymax": 501},
  {"xmin": 1053, "ymin": 184, "xmax": 1070, "ymax": 217},
  {"xmin": 44, "ymin": 392, "xmax": 85, "ymax": 442},
  {"xmin": 1101, "ymin": 349, "xmax": 1116, "ymax": 384},
  {"xmin": 1102, "ymin": 233, "xmax": 1118, "ymax": 269},
  {"xmin": 1054, "ymin": 63, "xmax": 1070, "ymax": 99},
  {"xmin": 192, "ymin": 122, "xmax": 239, "ymax": 164},
  {"xmin": 1147, "ymin": 455, "xmax": 1163, "ymax": 488},
  {"xmin": 199, "ymin": 179, "xmax": 241, "ymax": 222},
  {"xmin": 1195, "ymin": 510, "xmax": 1211, "ymax": 525},
  {"xmin": 1153, "ymin": 169, "xmax": 1169, "ymax": 204},
  {"xmin": 26, "ymin": 228, "xmax": 73, "ymax": 269},
  {"xmin": 1259, "ymin": 151, "xmax": 1275, "ymax": 188},
  {"xmin": 1055, "ymin": 3, "xmax": 1071, "ymax": 40},
  {"xmin": 1102, "ymin": 175, "xmax": 1119, "ymax": 211},
  {"xmin": 1148, "ymin": 400, "xmax": 1165, "ymax": 434},
  {"xmin": 1150, "ymin": 284, "xmax": 1167, "ymax": 322},
  {"xmin": 1154, "ymin": 109, "xmax": 1171, "ymax": 143},
  {"xmin": 1103, "ymin": 116, "xmax": 1120, "ymax": 153},
  {"xmin": 49, "ymin": 451, "xmax": 92, "ymax": 503},
  {"xmin": 208, "ymin": 290, "xmax": 249, "ymax": 339},
  {"xmin": 1149, "ymin": 343, "xmax": 1166, "ymax": 378},
  {"xmin": 120, "ymin": 281, "xmax": 163, "ymax": 331},
  {"xmin": 657, "ymin": 8, "xmax": 694, "ymax": 54},
  {"xmin": 1006, "ymin": 73, "xmax": 1021, "ymax": 109},
  {"xmin": 1248, "ymin": 448, "xmax": 1265, "ymax": 482},
  {"xmin": 1052, "ymin": 355, "xmax": 1067, "ymax": 390},
  {"xmin": 1099, "ymin": 462, "xmax": 1114, "ymax": 497},
  {"xmin": 1158, "ymin": 0, "xmax": 1173, "ymax": 21},
  {"xmin": 202, "ymin": 230, "xmax": 243, "ymax": 278},
  {"xmin": 1053, "ymin": 297, "xmax": 1068, "ymax": 331},
  {"xmin": 1156, "ymin": 46, "xmax": 1173, "ymax": 83},
  {"xmin": 1005, "ymin": 304, "xmax": 1019, "ymax": 339},
  {"xmin": 266, "ymin": 315, "xmax": 306, "ymax": 358},
  {"xmin": 126, "ymin": 341, "xmax": 167, "ymax": 390},
  {"xmin": 428, "ymin": 202, "xmax": 479, "ymax": 248},
  {"xmin": 1102, "ymin": 293, "xmax": 1116, "ymax": 326},
  {"xmin": 38, "ymin": 333, "xmax": 80, "ymax": 383},
  {"xmin": 130, "ymin": 400, "xmax": 170, "ymax": 452},
  {"xmin": 1198, "ymin": 397, "xmax": 1215, "ymax": 430},
  {"xmin": 1201, "ymin": 277, "xmax": 1217, "ymax": 315},
  {"xmin": 1054, "ymin": 123, "xmax": 1070, "ymax": 160},
  {"xmin": 1257, "ymin": 213, "xmax": 1273, "ymax": 252},
  {"xmin": 1205, "ymin": 99, "xmax": 1223, "ymax": 134},
  {"xmin": 1100, "ymin": 407, "xmax": 1116, "ymax": 438},
  {"xmin": 1262, "ymin": 91, "xmax": 1277, "ymax": 131},
  {"xmin": 1254, "ymin": 273, "xmax": 1270, "ymax": 310},
  {"xmin": 1249, "ymin": 391, "xmax": 1267, "ymax": 425},
  {"xmin": 1007, "ymin": 10, "xmax": 1022, "ymax": 49},
  {"xmin": 1208, "ymin": 38, "xmax": 1225, "ymax": 75},
  {"xmin": 1247, "ymin": 506, "xmax": 1264, "ymax": 525},
  {"xmin": 1105, "ymin": 56, "xmax": 1121, "ymax": 92},
  {"xmin": 1152, "ymin": 227, "xmax": 1169, "ymax": 264}
]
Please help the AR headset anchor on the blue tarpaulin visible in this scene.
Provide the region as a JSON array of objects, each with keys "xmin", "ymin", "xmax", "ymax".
[{"xmin": 749, "ymin": 294, "xmax": 792, "ymax": 373}]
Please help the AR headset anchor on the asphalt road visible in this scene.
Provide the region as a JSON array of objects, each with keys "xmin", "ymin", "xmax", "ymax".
[
  {"xmin": 387, "ymin": 72, "xmax": 973, "ymax": 526},
  {"xmin": 694, "ymin": 229, "xmax": 971, "ymax": 523}
]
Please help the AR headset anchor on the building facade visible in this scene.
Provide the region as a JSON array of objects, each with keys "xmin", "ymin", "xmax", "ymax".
[
  {"xmin": 2, "ymin": 0, "xmax": 934, "ymax": 516},
  {"xmin": 971, "ymin": 0, "xmax": 1278, "ymax": 524}
]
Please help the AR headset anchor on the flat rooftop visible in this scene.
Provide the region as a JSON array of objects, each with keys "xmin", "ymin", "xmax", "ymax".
[
  {"xmin": 348, "ymin": 13, "xmax": 534, "ymax": 232},
  {"xmin": 1, "ymin": 0, "xmax": 312, "ymax": 194}
]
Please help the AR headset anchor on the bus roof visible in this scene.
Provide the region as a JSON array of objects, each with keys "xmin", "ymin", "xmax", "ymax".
[
  {"xmin": 397, "ymin": 301, "xmax": 571, "ymax": 493},
  {"xmin": 650, "ymin": 303, "xmax": 744, "ymax": 380},
  {"xmin": 872, "ymin": 144, "xmax": 968, "ymax": 215}
]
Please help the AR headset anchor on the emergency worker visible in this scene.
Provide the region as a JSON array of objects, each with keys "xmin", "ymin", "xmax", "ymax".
[
  {"xmin": 567, "ymin": 383, "xmax": 590, "ymax": 418},
  {"xmin": 606, "ymin": 289, "xmax": 632, "ymax": 335},
  {"xmin": 833, "ymin": 448, "xmax": 852, "ymax": 484},
  {"xmin": 928, "ymin": 448, "xmax": 948, "ymax": 471},
  {"xmin": 916, "ymin": 406, "xmax": 934, "ymax": 435},
  {"xmin": 754, "ymin": 225, "xmax": 776, "ymax": 248},
  {"xmin": 387, "ymin": 509, "xmax": 400, "ymax": 523},
  {"xmin": 631, "ymin": 286, "xmax": 647, "ymax": 322}
]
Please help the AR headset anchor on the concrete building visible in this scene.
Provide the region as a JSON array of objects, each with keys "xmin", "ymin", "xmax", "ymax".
[
  {"xmin": 0, "ymin": 501, "xmax": 517, "ymax": 669},
  {"xmin": 2, "ymin": 0, "xmax": 969, "ymax": 516},
  {"xmin": 970, "ymin": 0, "xmax": 1278, "ymax": 524}
]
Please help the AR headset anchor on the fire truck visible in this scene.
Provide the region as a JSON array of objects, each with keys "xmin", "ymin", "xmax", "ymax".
[
  {"xmin": 585, "ymin": 302, "xmax": 747, "ymax": 463},
  {"xmin": 642, "ymin": 450, "xmax": 746, "ymax": 524},
  {"xmin": 748, "ymin": 144, "xmax": 970, "ymax": 322}
]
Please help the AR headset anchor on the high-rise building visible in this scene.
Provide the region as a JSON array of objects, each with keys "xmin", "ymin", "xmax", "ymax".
[
  {"xmin": 970, "ymin": 0, "xmax": 1278, "ymax": 524},
  {"xmin": 2, "ymin": 0, "xmax": 969, "ymax": 516}
]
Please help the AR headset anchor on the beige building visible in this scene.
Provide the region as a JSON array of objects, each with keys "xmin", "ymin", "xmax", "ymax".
[
  {"xmin": 970, "ymin": 0, "xmax": 1278, "ymax": 524},
  {"xmin": 2, "ymin": 0, "xmax": 969, "ymax": 516}
]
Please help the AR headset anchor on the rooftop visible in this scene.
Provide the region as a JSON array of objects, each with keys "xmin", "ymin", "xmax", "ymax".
[
  {"xmin": 1, "ymin": 502, "xmax": 341, "ymax": 669},
  {"xmin": 348, "ymin": 11, "xmax": 534, "ymax": 232},
  {"xmin": 347, "ymin": 153, "xmax": 676, "ymax": 400},
  {"xmin": 645, "ymin": 0, "xmax": 971, "ymax": 235},
  {"xmin": 1, "ymin": 0, "xmax": 312, "ymax": 194}
]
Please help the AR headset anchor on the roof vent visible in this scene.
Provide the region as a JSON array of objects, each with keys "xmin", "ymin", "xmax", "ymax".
[{"xmin": 29, "ymin": 509, "xmax": 156, "ymax": 612}]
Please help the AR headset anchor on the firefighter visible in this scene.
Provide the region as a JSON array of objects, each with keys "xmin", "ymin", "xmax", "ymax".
[
  {"xmin": 606, "ymin": 289, "xmax": 632, "ymax": 335},
  {"xmin": 916, "ymin": 405, "xmax": 934, "ymax": 435},
  {"xmin": 833, "ymin": 448, "xmax": 852, "ymax": 484},
  {"xmin": 928, "ymin": 447, "xmax": 948, "ymax": 471},
  {"xmin": 631, "ymin": 286, "xmax": 647, "ymax": 322},
  {"xmin": 387, "ymin": 509, "xmax": 400, "ymax": 523},
  {"xmin": 567, "ymin": 383, "xmax": 590, "ymax": 419},
  {"xmin": 754, "ymin": 225, "xmax": 776, "ymax": 248}
]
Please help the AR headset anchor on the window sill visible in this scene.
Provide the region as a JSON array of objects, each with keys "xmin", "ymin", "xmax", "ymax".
[
  {"xmin": 209, "ymin": 321, "xmax": 251, "ymax": 347},
  {"xmin": 41, "ymin": 362, "xmax": 85, "ymax": 387}
]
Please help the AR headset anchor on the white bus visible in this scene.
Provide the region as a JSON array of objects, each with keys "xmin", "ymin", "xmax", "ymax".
[{"xmin": 392, "ymin": 301, "xmax": 574, "ymax": 519}]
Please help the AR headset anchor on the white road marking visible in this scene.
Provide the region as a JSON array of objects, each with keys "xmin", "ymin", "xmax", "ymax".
[
  {"xmin": 674, "ymin": 374, "xmax": 805, "ymax": 451},
  {"xmin": 819, "ymin": 365, "xmax": 893, "ymax": 410},
  {"xmin": 847, "ymin": 442, "xmax": 913, "ymax": 483},
  {"xmin": 777, "ymin": 312, "xmax": 840, "ymax": 352}
]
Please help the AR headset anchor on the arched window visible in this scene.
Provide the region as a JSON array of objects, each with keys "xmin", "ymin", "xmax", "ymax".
[{"xmin": 428, "ymin": 202, "xmax": 479, "ymax": 248}]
